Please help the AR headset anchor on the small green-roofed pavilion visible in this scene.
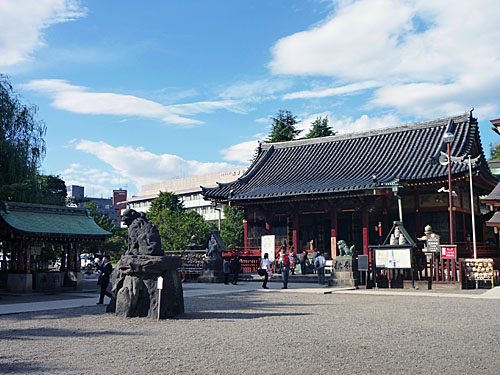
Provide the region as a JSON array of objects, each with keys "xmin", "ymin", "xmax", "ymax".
[
  {"xmin": 0, "ymin": 201, "xmax": 112, "ymax": 293},
  {"xmin": 0, "ymin": 201, "xmax": 111, "ymax": 240}
]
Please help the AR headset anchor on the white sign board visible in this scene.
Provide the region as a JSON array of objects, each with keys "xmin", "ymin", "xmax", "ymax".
[
  {"xmin": 157, "ymin": 276, "xmax": 163, "ymax": 290},
  {"xmin": 261, "ymin": 235, "xmax": 275, "ymax": 262},
  {"xmin": 375, "ymin": 248, "xmax": 412, "ymax": 269}
]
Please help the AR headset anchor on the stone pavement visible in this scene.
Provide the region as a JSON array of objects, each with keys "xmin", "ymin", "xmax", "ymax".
[{"xmin": 1, "ymin": 281, "xmax": 499, "ymax": 315}]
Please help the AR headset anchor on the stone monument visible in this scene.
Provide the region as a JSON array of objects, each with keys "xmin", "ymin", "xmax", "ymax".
[
  {"xmin": 197, "ymin": 230, "xmax": 226, "ymax": 283},
  {"xmin": 329, "ymin": 240, "xmax": 358, "ymax": 287},
  {"xmin": 107, "ymin": 209, "xmax": 184, "ymax": 318}
]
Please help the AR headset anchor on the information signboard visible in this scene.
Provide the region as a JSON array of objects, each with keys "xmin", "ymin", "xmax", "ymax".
[
  {"xmin": 440, "ymin": 245, "xmax": 457, "ymax": 259},
  {"xmin": 375, "ymin": 248, "xmax": 412, "ymax": 269},
  {"xmin": 426, "ymin": 233, "xmax": 440, "ymax": 253},
  {"xmin": 261, "ymin": 235, "xmax": 275, "ymax": 262}
]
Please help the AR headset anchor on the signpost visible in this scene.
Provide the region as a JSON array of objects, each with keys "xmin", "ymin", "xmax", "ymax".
[
  {"xmin": 440, "ymin": 245, "xmax": 457, "ymax": 259},
  {"xmin": 426, "ymin": 233, "xmax": 440, "ymax": 253},
  {"xmin": 157, "ymin": 276, "xmax": 163, "ymax": 320}
]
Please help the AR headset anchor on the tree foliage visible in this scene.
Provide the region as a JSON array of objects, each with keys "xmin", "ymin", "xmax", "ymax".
[
  {"xmin": 305, "ymin": 116, "xmax": 335, "ymax": 139},
  {"xmin": 0, "ymin": 75, "xmax": 47, "ymax": 202},
  {"xmin": 489, "ymin": 142, "xmax": 500, "ymax": 160},
  {"xmin": 79, "ymin": 200, "xmax": 126, "ymax": 260},
  {"xmin": 147, "ymin": 192, "xmax": 213, "ymax": 251},
  {"xmin": 220, "ymin": 206, "xmax": 244, "ymax": 248},
  {"xmin": 265, "ymin": 109, "xmax": 300, "ymax": 143}
]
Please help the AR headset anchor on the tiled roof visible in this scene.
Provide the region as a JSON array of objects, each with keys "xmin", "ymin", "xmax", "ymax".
[
  {"xmin": 0, "ymin": 201, "xmax": 112, "ymax": 239},
  {"xmin": 482, "ymin": 182, "xmax": 500, "ymax": 203},
  {"xmin": 202, "ymin": 112, "xmax": 497, "ymax": 201}
]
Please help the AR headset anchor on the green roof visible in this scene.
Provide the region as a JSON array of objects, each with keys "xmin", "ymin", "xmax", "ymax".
[{"xmin": 0, "ymin": 201, "xmax": 112, "ymax": 240}]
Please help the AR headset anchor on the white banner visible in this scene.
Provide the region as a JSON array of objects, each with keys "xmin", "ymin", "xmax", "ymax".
[{"xmin": 261, "ymin": 235, "xmax": 275, "ymax": 262}]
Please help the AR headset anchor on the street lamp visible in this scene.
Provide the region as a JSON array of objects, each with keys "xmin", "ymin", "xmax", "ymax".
[
  {"xmin": 442, "ymin": 132, "xmax": 455, "ymax": 244},
  {"xmin": 211, "ymin": 201, "xmax": 222, "ymax": 231}
]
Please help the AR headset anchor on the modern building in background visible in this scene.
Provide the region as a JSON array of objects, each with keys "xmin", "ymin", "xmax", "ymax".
[
  {"xmin": 66, "ymin": 185, "xmax": 123, "ymax": 227},
  {"xmin": 126, "ymin": 167, "xmax": 248, "ymax": 222},
  {"xmin": 112, "ymin": 189, "xmax": 127, "ymax": 225}
]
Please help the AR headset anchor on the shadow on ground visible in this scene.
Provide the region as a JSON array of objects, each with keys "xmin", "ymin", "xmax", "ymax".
[{"xmin": 0, "ymin": 327, "xmax": 137, "ymax": 340}]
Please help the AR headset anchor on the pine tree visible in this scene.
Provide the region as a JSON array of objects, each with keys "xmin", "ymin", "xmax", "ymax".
[
  {"xmin": 305, "ymin": 116, "xmax": 335, "ymax": 139},
  {"xmin": 265, "ymin": 109, "xmax": 300, "ymax": 143}
]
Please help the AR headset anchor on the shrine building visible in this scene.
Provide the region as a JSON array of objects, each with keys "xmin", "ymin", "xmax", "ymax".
[
  {"xmin": 0, "ymin": 201, "xmax": 111, "ymax": 292},
  {"xmin": 202, "ymin": 111, "xmax": 499, "ymax": 259}
]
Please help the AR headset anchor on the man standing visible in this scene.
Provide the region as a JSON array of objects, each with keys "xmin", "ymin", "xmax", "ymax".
[
  {"xmin": 97, "ymin": 255, "xmax": 113, "ymax": 304},
  {"xmin": 223, "ymin": 258, "xmax": 231, "ymax": 285},
  {"xmin": 279, "ymin": 250, "xmax": 290, "ymax": 289},
  {"xmin": 231, "ymin": 255, "xmax": 241, "ymax": 285},
  {"xmin": 314, "ymin": 251, "xmax": 326, "ymax": 285}
]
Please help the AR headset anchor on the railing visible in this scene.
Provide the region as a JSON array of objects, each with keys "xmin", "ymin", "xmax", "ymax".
[{"xmin": 456, "ymin": 242, "xmax": 499, "ymax": 258}]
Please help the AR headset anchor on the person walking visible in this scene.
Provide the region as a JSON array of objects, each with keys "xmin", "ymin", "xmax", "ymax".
[
  {"xmin": 314, "ymin": 251, "xmax": 326, "ymax": 285},
  {"xmin": 223, "ymin": 258, "xmax": 231, "ymax": 285},
  {"xmin": 260, "ymin": 253, "xmax": 271, "ymax": 289},
  {"xmin": 231, "ymin": 255, "xmax": 241, "ymax": 285},
  {"xmin": 97, "ymin": 255, "xmax": 113, "ymax": 304},
  {"xmin": 279, "ymin": 250, "xmax": 290, "ymax": 289},
  {"xmin": 300, "ymin": 250, "xmax": 309, "ymax": 275}
]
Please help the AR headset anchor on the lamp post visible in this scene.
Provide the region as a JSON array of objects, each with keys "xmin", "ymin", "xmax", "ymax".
[
  {"xmin": 443, "ymin": 132, "xmax": 455, "ymax": 244},
  {"xmin": 467, "ymin": 156, "xmax": 477, "ymax": 259},
  {"xmin": 211, "ymin": 201, "xmax": 222, "ymax": 231}
]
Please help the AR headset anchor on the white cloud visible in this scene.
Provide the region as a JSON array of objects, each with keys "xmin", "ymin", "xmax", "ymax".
[
  {"xmin": 220, "ymin": 140, "xmax": 259, "ymax": 163},
  {"xmin": 0, "ymin": 0, "xmax": 86, "ymax": 68},
  {"xmin": 220, "ymin": 78, "xmax": 292, "ymax": 101},
  {"xmin": 254, "ymin": 117, "xmax": 270, "ymax": 124},
  {"xmin": 62, "ymin": 163, "xmax": 127, "ymax": 198},
  {"xmin": 270, "ymin": 0, "xmax": 500, "ymax": 118},
  {"xmin": 22, "ymin": 79, "xmax": 243, "ymax": 125},
  {"xmin": 73, "ymin": 140, "xmax": 235, "ymax": 190},
  {"xmin": 331, "ymin": 114, "xmax": 401, "ymax": 134},
  {"xmin": 283, "ymin": 81, "xmax": 380, "ymax": 100}
]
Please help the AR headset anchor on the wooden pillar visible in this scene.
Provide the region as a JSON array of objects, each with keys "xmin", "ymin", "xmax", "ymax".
[
  {"xmin": 75, "ymin": 243, "xmax": 81, "ymax": 272},
  {"xmin": 60, "ymin": 245, "xmax": 66, "ymax": 272},
  {"xmin": 292, "ymin": 213, "xmax": 299, "ymax": 252},
  {"xmin": 330, "ymin": 207, "xmax": 338, "ymax": 259},
  {"xmin": 243, "ymin": 219, "xmax": 248, "ymax": 251},
  {"xmin": 24, "ymin": 243, "xmax": 31, "ymax": 274},
  {"xmin": 362, "ymin": 208, "xmax": 369, "ymax": 255}
]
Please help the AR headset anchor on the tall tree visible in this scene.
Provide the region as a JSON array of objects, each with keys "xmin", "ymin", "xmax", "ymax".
[
  {"xmin": 305, "ymin": 116, "xmax": 336, "ymax": 139},
  {"xmin": 265, "ymin": 109, "xmax": 300, "ymax": 143},
  {"xmin": 0, "ymin": 75, "xmax": 46, "ymax": 202},
  {"xmin": 220, "ymin": 206, "xmax": 244, "ymax": 248},
  {"xmin": 147, "ymin": 192, "xmax": 212, "ymax": 251}
]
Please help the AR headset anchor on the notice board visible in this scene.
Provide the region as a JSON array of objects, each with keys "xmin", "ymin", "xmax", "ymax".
[{"xmin": 375, "ymin": 248, "xmax": 412, "ymax": 269}]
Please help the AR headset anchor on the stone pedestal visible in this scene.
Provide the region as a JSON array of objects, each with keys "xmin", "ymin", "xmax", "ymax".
[
  {"xmin": 198, "ymin": 258, "xmax": 224, "ymax": 283},
  {"xmin": 108, "ymin": 255, "xmax": 184, "ymax": 319},
  {"xmin": 33, "ymin": 271, "xmax": 64, "ymax": 291},
  {"xmin": 7, "ymin": 273, "xmax": 32, "ymax": 293},
  {"xmin": 328, "ymin": 256, "xmax": 358, "ymax": 287}
]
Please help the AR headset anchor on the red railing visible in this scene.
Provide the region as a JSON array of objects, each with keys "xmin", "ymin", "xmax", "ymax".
[{"xmin": 456, "ymin": 242, "xmax": 499, "ymax": 258}]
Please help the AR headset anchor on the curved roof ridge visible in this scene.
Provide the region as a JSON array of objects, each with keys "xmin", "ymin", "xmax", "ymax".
[{"xmin": 261, "ymin": 111, "xmax": 472, "ymax": 150}]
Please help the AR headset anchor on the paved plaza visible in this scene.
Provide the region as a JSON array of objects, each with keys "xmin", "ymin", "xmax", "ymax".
[{"xmin": 1, "ymin": 284, "xmax": 500, "ymax": 374}]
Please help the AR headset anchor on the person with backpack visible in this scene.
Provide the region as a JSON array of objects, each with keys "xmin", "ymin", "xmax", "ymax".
[
  {"xmin": 314, "ymin": 251, "xmax": 326, "ymax": 285},
  {"xmin": 279, "ymin": 250, "xmax": 290, "ymax": 289}
]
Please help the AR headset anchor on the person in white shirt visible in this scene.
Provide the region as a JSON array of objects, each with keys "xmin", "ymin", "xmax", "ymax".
[
  {"xmin": 314, "ymin": 251, "xmax": 326, "ymax": 285},
  {"xmin": 260, "ymin": 253, "xmax": 271, "ymax": 289}
]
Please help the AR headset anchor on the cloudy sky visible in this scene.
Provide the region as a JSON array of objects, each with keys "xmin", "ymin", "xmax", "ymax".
[{"xmin": 2, "ymin": 0, "xmax": 499, "ymax": 197}]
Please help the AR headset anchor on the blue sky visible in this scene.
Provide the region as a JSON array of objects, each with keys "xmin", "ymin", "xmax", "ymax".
[{"xmin": 2, "ymin": 0, "xmax": 500, "ymax": 197}]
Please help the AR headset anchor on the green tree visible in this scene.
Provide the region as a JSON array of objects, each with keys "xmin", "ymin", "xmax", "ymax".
[
  {"xmin": 148, "ymin": 191, "xmax": 184, "ymax": 217},
  {"xmin": 148, "ymin": 192, "xmax": 212, "ymax": 251},
  {"xmin": 489, "ymin": 142, "xmax": 500, "ymax": 160},
  {"xmin": 36, "ymin": 174, "xmax": 67, "ymax": 205},
  {"xmin": 220, "ymin": 206, "xmax": 244, "ymax": 248},
  {"xmin": 265, "ymin": 109, "xmax": 300, "ymax": 143},
  {"xmin": 305, "ymin": 116, "xmax": 336, "ymax": 139},
  {"xmin": 0, "ymin": 75, "xmax": 47, "ymax": 203},
  {"xmin": 79, "ymin": 200, "xmax": 126, "ymax": 259}
]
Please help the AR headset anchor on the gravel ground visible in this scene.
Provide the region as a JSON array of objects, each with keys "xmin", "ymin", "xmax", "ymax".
[{"xmin": 1, "ymin": 291, "xmax": 499, "ymax": 375}]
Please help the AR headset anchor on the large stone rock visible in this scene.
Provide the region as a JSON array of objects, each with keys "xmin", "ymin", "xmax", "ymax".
[{"xmin": 108, "ymin": 255, "xmax": 184, "ymax": 319}]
